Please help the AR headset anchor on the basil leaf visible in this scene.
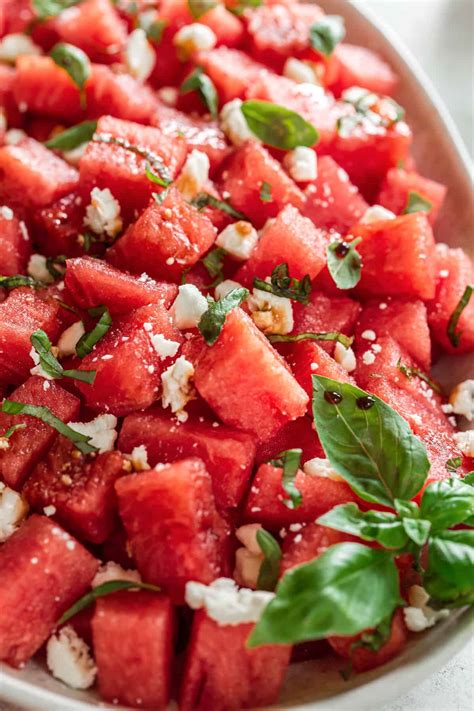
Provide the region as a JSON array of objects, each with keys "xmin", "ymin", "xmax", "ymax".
[
  {"xmin": 267, "ymin": 331, "xmax": 353, "ymax": 349},
  {"xmin": 270, "ymin": 449, "xmax": 302, "ymax": 509},
  {"xmin": 93, "ymin": 133, "xmax": 172, "ymax": 186},
  {"xmin": 326, "ymin": 238, "xmax": 362, "ymax": 290},
  {"xmin": 446, "ymin": 456, "xmax": 462, "ymax": 473},
  {"xmin": 312, "ymin": 376, "xmax": 430, "ymax": 507},
  {"xmin": 424, "ymin": 529, "xmax": 474, "ymax": 605},
  {"xmin": 350, "ymin": 613, "xmax": 393, "ymax": 654},
  {"xmin": 403, "ymin": 191, "xmax": 432, "ymax": 215},
  {"xmin": 198, "ymin": 288, "xmax": 249, "ymax": 346},
  {"xmin": 317, "ymin": 503, "xmax": 409, "ymax": 549},
  {"xmin": 256, "ymin": 529, "xmax": 282, "ymax": 592},
  {"xmin": 75, "ymin": 307, "xmax": 112, "ymax": 358},
  {"xmin": 248, "ymin": 543, "xmax": 401, "ymax": 646},
  {"xmin": 139, "ymin": 15, "xmax": 166, "ymax": 44},
  {"xmin": 420, "ymin": 478, "xmax": 474, "ymax": 532},
  {"xmin": 33, "ymin": 0, "xmax": 80, "ymax": 20},
  {"xmin": 191, "ymin": 192, "xmax": 248, "ymax": 220},
  {"xmin": 241, "ymin": 100, "xmax": 318, "ymax": 150},
  {"xmin": 309, "ymin": 15, "xmax": 345, "ymax": 57},
  {"xmin": 401, "ymin": 517, "xmax": 431, "ymax": 546},
  {"xmin": 31, "ymin": 329, "xmax": 96, "ymax": 385},
  {"xmin": 188, "ymin": 0, "xmax": 217, "ymax": 19},
  {"xmin": 145, "ymin": 162, "xmax": 171, "ymax": 188},
  {"xmin": 0, "ymin": 275, "xmax": 42, "ymax": 289},
  {"xmin": 229, "ymin": 0, "xmax": 262, "ymax": 15},
  {"xmin": 463, "ymin": 472, "xmax": 474, "ymax": 485},
  {"xmin": 50, "ymin": 43, "xmax": 91, "ymax": 96},
  {"xmin": 394, "ymin": 499, "xmax": 419, "ymax": 519},
  {"xmin": 1, "ymin": 401, "xmax": 97, "ymax": 455},
  {"xmin": 0, "ymin": 423, "xmax": 26, "ymax": 440},
  {"xmin": 396, "ymin": 358, "xmax": 442, "ymax": 395},
  {"xmin": 46, "ymin": 120, "xmax": 97, "ymax": 151},
  {"xmin": 447, "ymin": 284, "xmax": 473, "ymax": 348},
  {"xmin": 259, "ymin": 181, "xmax": 272, "ymax": 203},
  {"xmin": 181, "ymin": 67, "xmax": 218, "ymax": 119},
  {"xmin": 254, "ymin": 263, "xmax": 311, "ymax": 304},
  {"xmin": 58, "ymin": 579, "xmax": 161, "ymax": 625},
  {"xmin": 201, "ymin": 247, "xmax": 226, "ymax": 288},
  {"xmin": 45, "ymin": 255, "xmax": 67, "ymax": 280}
]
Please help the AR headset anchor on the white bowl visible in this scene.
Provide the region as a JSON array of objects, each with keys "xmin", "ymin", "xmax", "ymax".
[{"xmin": 1, "ymin": 1, "xmax": 472, "ymax": 709}]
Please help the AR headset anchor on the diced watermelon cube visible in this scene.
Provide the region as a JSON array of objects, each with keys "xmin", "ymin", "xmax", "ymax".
[
  {"xmin": 377, "ymin": 168, "xmax": 447, "ymax": 225},
  {"xmin": 115, "ymin": 458, "xmax": 231, "ymax": 602},
  {"xmin": 220, "ymin": 141, "xmax": 306, "ymax": 228},
  {"xmin": 92, "ymin": 591, "xmax": 174, "ymax": 709},
  {"xmin": 0, "ymin": 376, "xmax": 80, "ymax": 489},
  {"xmin": 254, "ymin": 415, "xmax": 323, "ymax": 466},
  {"xmin": 330, "ymin": 43, "xmax": 398, "ymax": 97},
  {"xmin": 0, "ymin": 206, "xmax": 31, "ymax": 275},
  {"xmin": 24, "ymin": 436, "xmax": 125, "ymax": 543},
  {"xmin": 196, "ymin": 47, "xmax": 267, "ymax": 103},
  {"xmin": 194, "ymin": 309, "xmax": 309, "ymax": 441},
  {"xmin": 292, "ymin": 291, "xmax": 361, "ymax": 345},
  {"xmin": 75, "ymin": 303, "xmax": 182, "ymax": 416},
  {"xmin": 86, "ymin": 64, "xmax": 159, "ymax": 125},
  {"xmin": 14, "ymin": 56, "xmax": 83, "ymax": 122},
  {"xmin": 33, "ymin": 192, "xmax": 86, "ymax": 258},
  {"xmin": 0, "ymin": 138, "xmax": 79, "ymax": 209},
  {"xmin": 287, "ymin": 340, "xmax": 354, "ymax": 403},
  {"xmin": 0, "ymin": 65, "xmax": 22, "ymax": 128},
  {"xmin": 54, "ymin": 0, "xmax": 127, "ymax": 63},
  {"xmin": 118, "ymin": 409, "xmax": 256, "ymax": 511},
  {"xmin": 179, "ymin": 610, "xmax": 291, "ymax": 711},
  {"xmin": 107, "ymin": 188, "xmax": 216, "ymax": 282},
  {"xmin": 351, "ymin": 213, "xmax": 437, "ymax": 301},
  {"xmin": 159, "ymin": 0, "xmax": 244, "ymax": 46},
  {"xmin": 303, "ymin": 155, "xmax": 368, "ymax": 233},
  {"xmin": 280, "ymin": 523, "xmax": 355, "ymax": 575},
  {"xmin": 0, "ymin": 515, "xmax": 98, "ymax": 667},
  {"xmin": 235, "ymin": 205, "xmax": 327, "ymax": 286}
]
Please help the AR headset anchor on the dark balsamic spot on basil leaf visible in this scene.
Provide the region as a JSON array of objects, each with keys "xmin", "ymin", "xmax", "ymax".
[
  {"xmin": 76, "ymin": 307, "xmax": 112, "ymax": 358},
  {"xmin": 267, "ymin": 331, "xmax": 353, "ymax": 348},
  {"xmin": 254, "ymin": 263, "xmax": 311, "ymax": 304},
  {"xmin": 241, "ymin": 100, "xmax": 318, "ymax": 150},
  {"xmin": 309, "ymin": 15, "xmax": 345, "ymax": 57},
  {"xmin": 403, "ymin": 191, "xmax": 433, "ymax": 215},
  {"xmin": 356, "ymin": 395, "xmax": 375, "ymax": 410},
  {"xmin": 447, "ymin": 284, "xmax": 474, "ymax": 348},
  {"xmin": 327, "ymin": 237, "xmax": 362, "ymax": 289},
  {"xmin": 256, "ymin": 529, "xmax": 282, "ymax": 592},
  {"xmin": 270, "ymin": 448, "xmax": 302, "ymax": 509},
  {"xmin": 191, "ymin": 192, "xmax": 248, "ymax": 220},
  {"xmin": 324, "ymin": 390, "xmax": 343, "ymax": 405},
  {"xmin": 45, "ymin": 120, "xmax": 97, "ymax": 151},
  {"xmin": 181, "ymin": 67, "xmax": 218, "ymax": 119},
  {"xmin": 198, "ymin": 288, "xmax": 249, "ymax": 345}
]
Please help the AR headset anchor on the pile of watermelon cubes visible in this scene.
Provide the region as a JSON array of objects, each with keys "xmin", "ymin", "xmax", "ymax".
[{"xmin": 0, "ymin": 1, "xmax": 473, "ymax": 709}]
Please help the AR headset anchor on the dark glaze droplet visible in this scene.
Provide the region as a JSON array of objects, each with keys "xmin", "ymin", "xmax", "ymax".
[
  {"xmin": 356, "ymin": 396, "xmax": 376, "ymax": 410},
  {"xmin": 324, "ymin": 390, "xmax": 343, "ymax": 405},
  {"xmin": 334, "ymin": 241, "xmax": 350, "ymax": 258}
]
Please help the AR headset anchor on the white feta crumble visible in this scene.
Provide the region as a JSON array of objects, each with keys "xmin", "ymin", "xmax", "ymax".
[
  {"xmin": 0, "ymin": 483, "xmax": 28, "ymax": 542},
  {"xmin": 27, "ymin": 254, "xmax": 55, "ymax": 284},
  {"xmin": 148, "ymin": 332, "xmax": 180, "ymax": 360},
  {"xmin": 67, "ymin": 414, "xmax": 118, "ymax": 453},
  {"xmin": 84, "ymin": 187, "xmax": 122, "ymax": 238},
  {"xmin": 220, "ymin": 99, "xmax": 258, "ymax": 146},
  {"xmin": 248, "ymin": 287, "xmax": 294, "ymax": 335},
  {"xmin": 161, "ymin": 356, "xmax": 195, "ymax": 422},
  {"xmin": 127, "ymin": 444, "xmax": 150, "ymax": 471},
  {"xmin": 283, "ymin": 57, "xmax": 320, "ymax": 85},
  {"xmin": 0, "ymin": 205, "xmax": 14, "ymax": 220},
  {"xmin": 283, "ymin": 146, "xmax": 317, "ymax": 182},
  {"xmin": 453, "ymin": 430, "xmax": 474, "ymax": 458},
  {"xmin": 341, "ymin": 85, "xmax": 376, "ymax": 105},
  {"xmin": 57, "ymin": 321, "xmax": 86, "ymax": 358},
  {"xmin": 334, "ymin": 342, "xmax": 357, "ymax": 372},
  {"xmin": 158, "ymin": 86, "xmax": 179, "ymax": 106},
  {"xmin": 360, "ymin": 205, "xmax": 396, "ymax": 224},
  {"xmin": 449, "ymin": 380, "xmax": 474, "ymax": 421},
  {"xmin": 43, "ymin": 504, "xmax": 57, "ymax": 517},
  {"xmin": 175, "ymin": 149, "xmax": 210, "ymax": 201},
  {"xmin": 92, "ymin": 561, "xmax": 142, "ymax": 588},
  {"xmin": 361, "ymin": 329, "xmax": 377, "ymax": 341},
  {"xmin": 46, "ymin": 626, "xmax": 97, "ymax": 690},
  {"xmin": 173, "ymin": 23, "xmax": 217, "ymax": 58},
  {"xmin": 29, "ymin": 347, "xmax": 55, "ymax": 380},
  {"xmin": 170, "ymin": 284, "xmax": 208, "ymax": 329},
  {"xmin": 215, "ymin": 279, "xmax": 243, "ymax": 300},
  {"xmin": 185, "ymin": 578, "xmax": 274, "ymax": 626},
  {"xmin": 303, "ymin": 457, "xmax": 344, "ymax": 482},
  {"xmin": 125, "ymin": 28, "xmax": 156, "ymax": 82},
  {"xmin": 362, "ymin": 350, "xmax": 376, "ymax": 365},
  {"xmin": 5, "ymin": 128, "xmax": 27, "ymax": 145},
  {"xmin": 403, "ymin": 585, "xmax": 449, "ymax": 632},
  {"xmin": 0, "ymin": 33, "xmax": 41, "ymax": 63},
  {"xmin": 215, "ymin": 221, "xmax": 259, "ymax": 260},
  {"xmin": 62, "ymin": 142, "xmax": 88, "ymax": 167}
]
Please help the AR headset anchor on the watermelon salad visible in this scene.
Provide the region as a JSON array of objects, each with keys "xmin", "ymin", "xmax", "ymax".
[{"xmin": 0, "ymin": 1, "xmax": 473, "ymax": 709}]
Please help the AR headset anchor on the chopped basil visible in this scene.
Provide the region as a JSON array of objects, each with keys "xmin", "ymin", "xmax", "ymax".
[
  {"xmin": 336, "ymin": 114, "xmax": 363, "ymax": 138},
  {"xmin": 318, "ymin": 503, "xmax": 409, "ymax": 550},
  {"xmin": 198, "ymin": 288, "xmax": 249, "ymax": 345},
  {"xmin": 446, "ymin": 456, "xmax": 462, "ymax": 473},
  {"xmin": 30, "ymin": 329, "xmax": 96, "ymax": 384},
  {"xmin": 58, "ymin": 579, "xmax": 161, "ymax": 625},
  {"xmin": 256, "ymin": 529, "xmax": 282, "ymax": 592},
  {"xmin": 181, "ymin": 67, "xmax": 218, "ymax": 119},
  {"xmin": 270, "ymin": 448, "xmax": 303, "ymax": 509},
  {"xmin": 152, "ymin": 188, "xmax": 170, "ymax": 206},
  {"xmin": 229, "ymin": 0, "xmax": 262, "ymax": 15},
  {"xmin": 138, "ymin": 15, "xmax": 166, "ymax": 44},
  {"xmin": 326, "ymin": 237, "xmax": 362, "ymax": 290},
  {"xmin": 1, "ymin": 401, "xmax": 97, "ymax": 455},
  {"xmin": 403, "ymin": 191, "xmax": 433, "ymax": 215},
  {"xmin": 45, "ymin": 120, "xmax": 97, "ymax": 151},
  {"xmin": 32, "ymin": 0, "xmax": 80, "ymax": 20},
  {"xmin": 396, "ymin": 358, "xmax": 442, "ymax": 394},
  {"xmin": 447, "ymin": 284, "xmax": 473, "ymax": 348},
  {"xmin": 145, "ymin": 162, "xmax": 171, "ymax": 189},
  {"xmin": 93, "ymin": 133, "xmax": 172, "ymax": 186},
  {"xmin": 350, "ymin": 614, "xmax": 393, "ymax": 655},
  {"xmin": 241, "ymin": 100, "xmax": 318, "ymax": 150},
  {"xmin": 254, "ymin": 263, "xmax": 311, "ymax": 304},
  {"xmin": 188, "ymin": 0, "xmax": 217, "ymax": 18},
  {"xmin": 50, "ymin": 43, "xmax": 91, "ymax": 106},
  {"xmin": 201, "ymin": 247, "xmax": 227, "ymax": 288},
  {"xmin": 75, "ymin": 307, "xmax": 112, "ymax": 358},
  {"xmin": 191, "ymin": 192, "xmax": 248, "ymax": 220},
  {"xmin": 0, "ymin": 275, "xmax": 42, "ymax": 289},
  {"xmin": 259, "ymin": 181, "xmax": 273, "ymax": 203},
  {"xmin": 45, "ymin": 255, "xmax": 67, "ymax": 280},
  {"xmin": 309, "ymin": 15, "xmax": 345, "ymax": 57},
  {"xmin": 267, "ymin": 331, "xmax": 353, "ymax": 349},
  {"xmin": 0, "ymin": 423, "xmax": 26, "ymax": 440}
]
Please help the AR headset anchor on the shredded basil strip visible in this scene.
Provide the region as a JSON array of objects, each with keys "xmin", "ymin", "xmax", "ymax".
[
  {"xmin": 181, "ymin": 67, "xmax": 218, "ymax": 119},
  {"xmin": 0, "ymin": 423, "xmax": 26, "ymax": 440},
  {"xmin": 45, "ymin": 120, "xmax": 97, "ymax": 151},
  {"xmin": 396, "ymin": 358, "xmax": 442, "ymax": 395},
  {"xmin": 326, "ymin": 237, "xmax": 363, "ymax": 290},
  {"xmin": 191, "ymin": 192, "xmax": 248, "ymax": 220},
  {"xmin": 76, "ymin": 307, "xmax": 112, "ymax": 358},
  {"xmin": 241, "ymin": 100, "xmax": 318, "ymax": 150},
  {"xmin": 31, "ymin": 329, "xmax": 96, "ymax": 384},
  {"xmin": 93, "ymin": 133, "xmax": 172, "ymax": 186},
  {"xmin": 1, "ymin": 401, "xmax": 97, "ymax": 455},
  {"xmin": 267, "ymin": 331, "xmax": 353, "ymax": 349},
  {"xmin": 254, "ymin": 263, "xmax": 311, "ymax": 304},
  {"xmin": 270, "ymin": 448, "xmax": 303, "ymax": 509},
  {"xmin": 446, "ymin": 456, "xmax": 462, "ymax": 473},
  {"xmin": 447, "ymin": 285, "xmax": 473, "ymax": 348},
  {"xmin": 201, "ymin": 247, "xmax": 227, "ymax": 288},
  {"xmin": 45, "ymin": 255, "xmax": 67, "ymax": 280},
  {"xmin": 256, "ymin": 529, "xmax": 282, "ymax": 592},
  {"xmin": 0, "ymin": 275, "xmax": 42, "ymax": 289},
  {"xmin": 309, "ymin": 15, "xmax": 345, "ymax": 56},
  {"xmin": 403, "ymin": 191, "xmax": 433, "ymax": 215},
  {"xmin": 32, "ymin": 0, "xmax": 81, "ymax": 20},
  {"xmin": 188, "ymin": 0, "xmax": 217, "ymax": 19},
  {"xmin": 351, "ymin": 614, "xmax": 394, "ymax": 654},
  {"xmin": 50, "ymin": 43, "xmax": 91, "ymax": 108},
  {"xmin": 198, "ymin": 288, "xmax": 249, "ymax": 346},
  {"xmin": 259, "ymin": 181, "xmax": 273, "ymax": 203},
  {"xmin": 58, "ymin": 579, "xmax": 161, "ymax": 625},
  {"xmin": 145, "ymin": 162, "xmax": 172, "ymax": 189}
]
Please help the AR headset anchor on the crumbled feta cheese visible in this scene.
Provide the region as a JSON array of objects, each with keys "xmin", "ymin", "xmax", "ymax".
[
  {"xmin": 283, "ymin": 146, "xmax": 317, "ymax": 182},
  {"xmin": 29, "ymin": 347, "xmax": 55, "ymax": 380},
  {"xmin": 57, "ymin": 321, "xmax": 85, "ymax": 358},
  {"xmin": 220, "ymin": 99, "xmax": 258, "ymax": 146},
  {"xmin": 341, "ymin": 85, "xmax": 374, "ymax": 104},
  {"xmin": 84, "ymin": 187, "xmax": 122, "ymax": 238},
  {"xmin": 127, "ymin": 444, "xmax": 150, "ymax": 472},
  {"xmin": 0, "ymin": 33, "xmax": 41, "ymax": 63},
  {"xmin": 67, "ymin": 414, "xmax": 118, "ymax": 453},
  {"xmin": 5, "ymin": 128, "xmax": 27, "ymax": 145},
  {"xmin": 248, "ymin": 287, "xmax": 294, "ymax": 335},
  {"xmin": 403, "ymin": 585, "xmax": 449, "ymax": 632},
  {"xmin": 92, "ymin": 561, "xmax": 141, "ymax": 588},
  {"xmin": 0, "ymin": 483, "xmax": 28, "ymax": 542},
  {"xmin": 361, "ymin": 205, "xmax": 396, "ymax": 224},
  {"xmin": 303, "ymin": 457, "xmax": 344, "ymax": 481},
  {"xmin": 46, "ymin": 626, "xmax": 97, "ymax": 690},
  {"xmin": 43, "ymin": 505, "xmax": 57, "ymax": 517},
  {"xmin": 62, "ymin": 142, "xmax": 88, "ymax": 167},
  {"xmin": 175, "ymin": 149, "xmax": 210, "ymax": 200},
  {"xmin": 185, "ymin": 578, "xmax": 274, "ymax": 626},
  {"xmin": 0, "ymin": 205, "xmax": 14, "ymax": 221},
  {"xmin": 453, "ymin": 430, "xmax": 474, "ymax": 458},
  {"xmin": 158, "ymin": 86, "xmax": 179, "ymax": 106},
  {"xmin": 215, "ymin": 279, "xmax": 243, "ymax": 300},
  {"xmin": 334, "ymin": 342, "xmax": 357, "ymax": 372},
  {"xmin": 173, "ymin": 23, "xmax": 217, "ymax": 58},
  {"xmin": 170, "ymin": 284, "xmax": 209, "ymax": 329},
  {"xmin": 27, "ymin": 254, "xmax": 55, "ymax": 284},
  {"xmin": 148, "ymin": 332, "xmax": 180, "ymax": 360},
  {"xmin": 161, "ymin": 356, "xmax": 195, "ymax": 422},
  {"xmin": 361, "ymin": 329, "xmax": 377, "ymax": 341},
  {"xmin": 283, "ymin": 57, "xmax": 320, "ymax": 85},
  {"xmin": 362, "ymin": 350, "xmax": 376, "ymax": 365},
  {"xmin": 125, "ymin": 28, "xmax": 156, "ymax": 82},
  {"xmin": 216, "ymin": 221, "xmax": 259, "ymax": 260},
  {"xmin": 449, "ymin": 380, "xmax": 474, "ymax": 421}
]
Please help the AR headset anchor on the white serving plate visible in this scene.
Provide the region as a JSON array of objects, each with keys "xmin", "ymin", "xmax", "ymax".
[{"xmin": 1, "ymin": 1, "xmax": 472, "ymax": 709}]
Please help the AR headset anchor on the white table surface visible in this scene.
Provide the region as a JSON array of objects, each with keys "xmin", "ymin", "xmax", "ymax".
[{"xmin": 1, "ymin": 1, "xmax": 473, "ymax": 710}]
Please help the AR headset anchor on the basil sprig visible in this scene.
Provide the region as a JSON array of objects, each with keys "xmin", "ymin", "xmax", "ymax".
[
  {"xmin": 58, "ymin": 579, "xmax": 161, "ymax": 625},
  {"xmin": 270, "ymin": 448, "xmax": 303, "ymax": 509},
  {"xmin": 396, "ymin": 358, "xmax": 442, "ymax": 394},
  {"xmin": 259, "ymin": 181, "xmax": 272, "ymax": 203},
  {"xmin": 75, "ymin": 306, "xmax": 112, "ymax": 358},
  {"xmin": 267, "ymin": 331, "xmax": 353, "ymax": 349},
  {"xmin": 50, "ymin": 43, "xmax": 91, "ymax": 106},
  {"xmin": 256, "ymin": 529, "xmax": 282, "ymax": 592},
  {"xmin": 309, "ymin": 15, "xmax": 345, "ymax": 57},
  {"xmin": 198, "ymin": 288, "xmax": 249, "ymax": 345},
  {"xmin": 447, "ymin": 284, "xmax": 473, "ymax": 348},
  {"xmin": 33, "ymin": 0, "xmax": 80, "ymax": 20},
  {"xmin": 403, "ymin": 191, "xmax": 433, "ymax": 215},
  {"xmin": 31, "ymin": 330, "xmax": 96, "ymax": 384},
  {"xmin": 191, "ymin": 192, "xmax": 248, "ymax": 220},
  {"xmin": 241, "ymin": 100, "xmax": 318, "ymax": 150},
  {"xmin": 326, "ymin": 237, "xmax": 362, "ymax": 290},
  {"xmin": 0, "ymin": 275, "xmax": 42, "ymax": 290},
  {"xmin": 420, "ymin": 478, "xmax": 474, "ymax": 532},
  {"xmin": 318, "ymin": 503, "xmax": 410, "ymax": 550},
  {"xmin": 188, "ymin": 0, "xmax": 217, "ymax": 19},
  {"xmin": 45, "ymin": 120, "xmax": 97, "ymax": 151},
  {"xmin": 181, "ymin": 67, "xmax": 218, "ymax": 119},
  {"xmin": 254, "ymin": 263, "xmax": 311, "ymax": 304}
]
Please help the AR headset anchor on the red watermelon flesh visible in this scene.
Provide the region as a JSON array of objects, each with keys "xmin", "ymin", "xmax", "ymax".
[
  {"xmin": 196, "ymin": 47, "xmax": 267, "ymax": 103},
  {"xmin": 280, "ymin": 523, "xmax": 355, "ymax": 575},
  {"xmin": 115, "ymin": 458, "xmax": 231, "ymax": 603},
  {"xmin": 118, "ymin": 409, "xmax": 257, "ymax": 511},
  {"xmin": 0, "ymin": 65, "xmax": 22, "ymax": 128},
  {"xmin": 14, "ymin": 55, "xmax": 83, "ymax": 122},
  {"xmin": 86, "ymin": 65, "xmax": 159, "ymax": 125},
  {"xmin": 0, "ymin": 515, "xmax": 98, "ymax": 667},
  {"xmin": 54, "ymin": 0, "xmax": 127, "ymax": 63},
  {"xmin": 292, "ymin": 291, "xmax": 361, "ymax": 350},
  {"xmin": 330, "ymin": 43, "xmax": 398, "ymax": 97},
  {"xmin": 33, "ymin": 192, "xmax": 86, "ymax": 258},
  {"xmin": 254, "ymin": 415, "xmax": 324, "ymax": 467},
  {"xmin": 0, "ymin": 206, "xmax": 31, "ymax": 276},
  {"xmin": 159, "ymin": 0, "xmax": 244, "ymax": 46},
  {"xmin": 377, "ymin": 168, "xmax": 447, "ymax": 225}
]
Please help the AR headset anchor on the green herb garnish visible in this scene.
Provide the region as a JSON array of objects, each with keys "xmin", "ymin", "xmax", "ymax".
[
  {"xmin": 241, "ymin": 100, "xmax": 318, "ymax": 150},
  {"xmin": 45, "ymin": 120, "xmax": 97, "ymax": 151},
  {"xmin": 256, "ymin": 529, "xmax": 282, "ymax": 592},
  {"xmin": 267, "ymin": 331, "xmax": 353, "ymax": 349},
  {"xmin": 309, "ymin": 15, "xmax": 345, "ymax": 56},
  {"xmin": 93, "ymin": 133, "xmax": 172, "ymax": 187},
  {"xmin": 188, "ymin": 0, "xmax": 217, "ymax": 18},
  {"xmin": 50, "ymin": 43, "xmax": 90, "ymax": 107},
  {"xmin": 32, "ymin": 0, "xmax": 81, "ymax": 20},
  {"xmin": 270, "ymin": 448, "xmax": 303, "ymax": 509},
  {"xmin": 198, "ymin": 288, "xmax": 249, "ymax": 345},
  {"xmin": 0, "ymin": 275, "xmax": 42, "ymax": 289},
  {"xmin": 58, "ymin": 580, "xmax": 161, "ymax": 625},
  {"xmin": 31, "ymin": 329, "xmax": 96, "ymax": 384},
  {"xmin": 396, "ymin": 358, "xmax": 442, "ymax": 394},
  {"xmin": 254, "ymin": 263, "xmax": 311, "ymax": 304},
  {"xmin": 75, "ymin": 306, "xmax": 112, "ymax": 358},
  {"xmin": 326, "ymin": 237, "xmax": 362, "ymax": 290},
  {"xmin": 191, "ymin": 192, "xmax": 247, "ymax": 220},
  {"xmin": 403, "ymin": 191, "xmax": 433, "ymax": 215},
  {"xmin": 181, "ymin": 67, "xmax": 218, "ymax": 119},
  {"xmin": 447, "ymin": 285, "xmax": 473, "ymax": 348},
  {"xmin": 259, "ymin": 181, "xmax": 273, "ymax": 203}
]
